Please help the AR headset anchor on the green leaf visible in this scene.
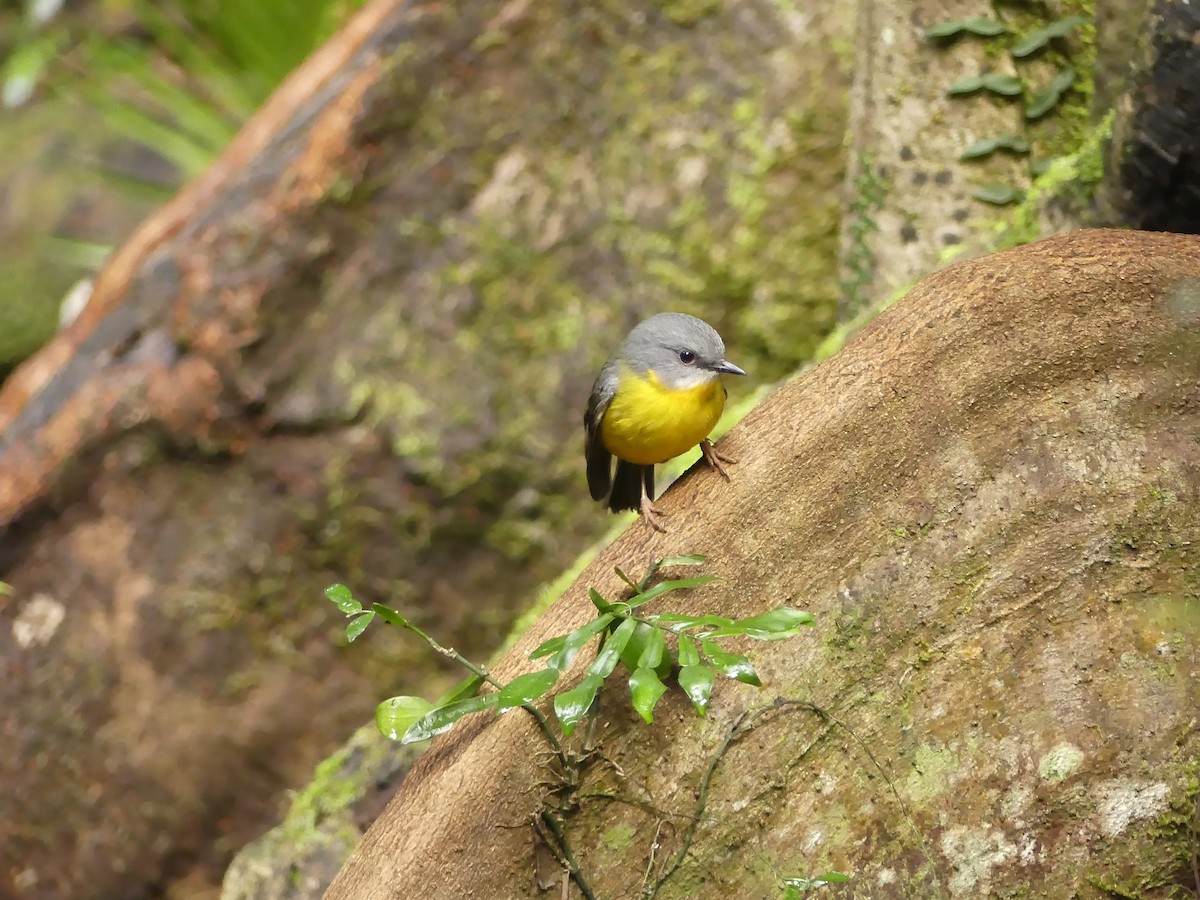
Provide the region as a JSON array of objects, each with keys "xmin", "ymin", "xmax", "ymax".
[
  {"xmin": 325, "ymin": 583, "xmax": 360, "ymax": 614},
  {"xmin": 589, "ymin": 616, "xmax": 639, "ymax": 678},
  {"xmin": 588, "ymin": 587, "xmax": 616, "ymax": 613},
  {"xmin": 650, "ymin": 612, "xmax": 736, "ymax": 631},
  {"xmin": 370, "ymin": 603, "xmax": 410, "ymax": 628},
  {"xmin": 629, "ymin": 666, "xmax": 669, "ymax": 723},
  {"xmin": 702, "ymin": 641, "xmax": 762, "ymax": 686},
  {"xmin": 924, "ymin": 17, "xmax": 1006, "ymax": 39},
  {"xmin": 959, "ymin": 134, "xmax": 1030, "ymax": 161},
  {"xmin": 946, "ymin": 74, "xmax": 984, "ymax": 96},
  {"xmin": 345, "ymin": 611, "xmax": 374, "ymax": 642},
  {"xmin": 613, "ymin": 566, "xmax": 639, "ymax": 589},
  {"xmin": 980, "ymin": 73, "xmax": 1023, "ymax": 97},
  {"xmin": 1025, "ymin": 67, "xmax": 1076, "ymax": 120},
  {"xmin": 618, "ymin": 622, "xmax": 656, "ymax": 673},
  {"xmin": 375, "ymin": 695, "xmax": 434, "ymax": 740},
  {"xmin": 1011, "ymin": 16, "xmax": 1088, "ymax": 57},
  {"xmin": 626, "ymin": 576, "xmax": 717, "ymax": 610},
  {"xmin": 637, "ymin": 627, "xmax": 667, "ymax": 669},
  {"xmin": 496, "ymin": 668, "xmax": 560, "ymax": 712},
  {"xmin": 437, "ymin": 674, "xmax": 485, "ymax": 706},
  {"xmin": 702, "ymin": 607, "xmax": 815, "ymax": 641},
  {"xmin": 531, "ymin": 614, "xmax": 614, "ymax": 670},
  {"xmin": 678, "ymin": 664, "xmax": 715, "ymax": 716},
  {"xmin": 972, "ymin": 183, "xmax": 1025, "ymax": 205},
  {"xmin": 784, "ymin": 871, "xmax": 853, "ymax": 890},
  {"xmin": 677, "ymin": 634, "xmax": 701, "ymax": 667},
  {"xmin": 401, "ymin": 693, "xmax": 499, "ymax": 744},
  {"xmin": 553, "ymin": 673, "xmax": 604, "ymax": 736}
]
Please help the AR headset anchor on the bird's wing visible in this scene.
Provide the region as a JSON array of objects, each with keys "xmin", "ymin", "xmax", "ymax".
[{"xmin": 584, "ymin": 361, "xmax": 619, "ymax": 501}]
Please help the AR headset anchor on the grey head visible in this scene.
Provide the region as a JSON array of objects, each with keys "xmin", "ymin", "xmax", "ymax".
[{"xmin": 621, "ymin": 312, "xmax": 746, "ymax": 390}]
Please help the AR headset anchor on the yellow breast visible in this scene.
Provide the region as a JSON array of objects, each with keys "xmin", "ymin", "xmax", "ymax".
[{"xmin": 600, "ymin": 367, "xmax": 726, "ymax": 466}]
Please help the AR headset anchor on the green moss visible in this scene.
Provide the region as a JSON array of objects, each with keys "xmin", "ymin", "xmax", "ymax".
[
  {"xmin": 601, "ymin": 822, "xmax": 637, "ymax": 852},
  {"xmin": 900, "ymin": 741, "xmax": 960, "ymax": 804},
  {"xmin": 1085, "ymin": 765, "xmax": 1200, "ymax": 899},
  {"xmin": 278, "ymin": 728, "xmax": 385, "ymax": 848},
  {"xmin": 990, "ymin": 108, "xmax": 1113, "ymax": 250},
  {"xmin": 662, "ymin": 0, "xmax": 722, "ymax": 26}
]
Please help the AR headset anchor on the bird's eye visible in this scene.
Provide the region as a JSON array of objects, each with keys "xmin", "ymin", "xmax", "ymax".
[{"xmin": 679, "ymin": 350, "xmax": 696, "ymax": 365}]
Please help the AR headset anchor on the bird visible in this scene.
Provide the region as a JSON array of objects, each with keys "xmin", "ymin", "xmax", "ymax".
[{"xmin": 584, "ymin": 312, "xmax": 746, "ymax": 532}]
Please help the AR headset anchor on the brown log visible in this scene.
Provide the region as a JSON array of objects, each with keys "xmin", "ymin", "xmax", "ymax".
[{"xmin": 328, "ymin": 229, "xmax": 1200, "ymax": 899}]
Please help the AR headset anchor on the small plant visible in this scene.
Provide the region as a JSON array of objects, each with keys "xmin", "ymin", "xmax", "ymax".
[
  {"xmin": 327, "ymin": 554, "xmax": 813, "ymax": 745},
  {"xmin": 783, "ymin": 871, "xmax": 851, "ymax": 897},
  {"xmin": 924, "ymin": 11, "xmax": 1091, "ymax": 206}
]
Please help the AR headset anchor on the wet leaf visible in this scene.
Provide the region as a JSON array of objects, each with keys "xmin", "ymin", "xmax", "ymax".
[
  {"xmin": 702, "ymin": 642, "xmax": 762, "ymax": 686},
  {"xmin": 629, "ymin": 667, "xmax": 669, "ymax": 723},
  {"xmin": 345, "ymin": 611, "xmax": 374, "ymax": 642},
  {"xmin": 589, "ymin": 616, "xmax": 638, "ymax": 678},
  {"xmin": 553, "ymin": 674, "xmax": 604, "ymax": 736},
  {"xmin": 401, "ymin": 693, "xmax": 499, "ymax": 744},
  {"xmin": 678, "ymin": 664, "xmax": 715, "ymax": 716},
  {"xmin": 376, "ymin": 695, "xmax": 434, "ymax": 740},
  {"xmin": 325, "ymin": 583, "xmax": 360, "ymax": 614},
  {"xmin": 496, "ymin": 668, "xmax": 559, "ymax": 712}
]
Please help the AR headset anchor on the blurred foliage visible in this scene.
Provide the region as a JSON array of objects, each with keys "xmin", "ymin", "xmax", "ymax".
[{"xmin": 0, "ymin": 0, "xmax": 367, "ymax": 368}]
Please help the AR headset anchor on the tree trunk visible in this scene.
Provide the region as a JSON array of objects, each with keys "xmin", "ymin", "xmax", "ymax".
[
  {"xmin": 0, "ymin": 0, "xmax": 851, "ymax": 896},
  {"xmin": 1095, "ymin": 0, "xmax": 1200, "ymax": 232},
  {"xmin": 327, "ymin": 229, "xmax": 1200, "ymax": 899}
]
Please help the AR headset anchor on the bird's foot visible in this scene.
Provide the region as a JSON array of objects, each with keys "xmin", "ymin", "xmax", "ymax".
[
  {"xmin": 699, "ymin": 439, "xmax": 737, "ymax": 479},
  {"xmin": 639, "ymin": 494, "xmax": 668, "ymax": 533}
]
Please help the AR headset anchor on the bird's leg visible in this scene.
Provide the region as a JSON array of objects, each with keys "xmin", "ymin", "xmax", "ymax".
[
  {"xmin": 699, "ymin": 439, "xmax": 737, "ymax": 479},
  {"xmin": 639, "ymin": 482, "xmax": 668, "ymax": 533}
]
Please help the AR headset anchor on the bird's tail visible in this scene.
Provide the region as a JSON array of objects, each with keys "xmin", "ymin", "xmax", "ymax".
[{"xmin": 609, "ymin": 461, "xmax": 653, "ymax": 512}]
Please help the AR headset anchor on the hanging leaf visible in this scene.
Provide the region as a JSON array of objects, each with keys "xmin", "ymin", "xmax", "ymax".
[
  {"xmin": 589, "ymin": 617, "xmax": 639, "ymax": 678},
  {"xmin": 677, "ymin": 634, "xmax": 701, "ymax": 667},
  {"xmin": 629, "ymin": 667, "xmax": 669, "ymax": 723},
  {"xmin": 553, "ymin": 674, "xmax": 605, "ymax": 736},
  {"xmin": 636, "ymin": 627, "xmax": 667, "ymax": 669},
  {"xmin": 702, "ymin": 641, "xmax": 762, "ymax": 686},
  {"xmin": 376, "ymin": 696, "xmax": 435, "ymax": 740},
  {"xmin": 345, "ymin": 611, "xmax": 375, "ymax": 642},
  {"xmin": 678, "ymin": 664, "xmax": 715, "ymax": 716},
  {"xmin": 370, "ymin": 603, "xmax": 410, "ymax": 628}
]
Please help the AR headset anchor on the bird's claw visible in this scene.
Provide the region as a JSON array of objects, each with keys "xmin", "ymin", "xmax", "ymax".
[
  {"xmin": 639, "ymin": 495, "xmax": 668, "ymax": 532},
  {"xmin": 700, "ymin": 439, "xmax": 737, "ymax": 479}
]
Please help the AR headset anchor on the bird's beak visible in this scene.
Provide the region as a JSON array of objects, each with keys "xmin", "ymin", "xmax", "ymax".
[{"xmin": 713, "ymin": 359, "xmax": 746, "ymax": 376}]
